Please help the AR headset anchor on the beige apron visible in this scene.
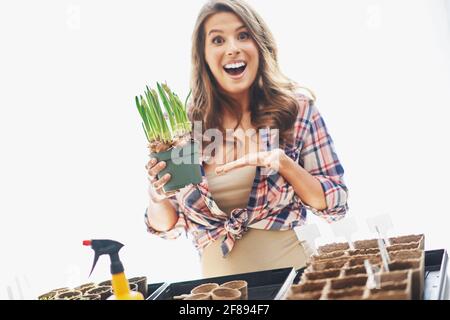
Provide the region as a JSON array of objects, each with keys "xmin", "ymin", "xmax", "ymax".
[{"xmin": 202, "ymin": 165, "xmax": 311, "ymax": 278}]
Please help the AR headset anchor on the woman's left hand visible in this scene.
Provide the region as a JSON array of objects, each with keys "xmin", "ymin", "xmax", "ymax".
[{"xmin": 215, "ymin": 148, "xmax": 288, "ymax": 175}]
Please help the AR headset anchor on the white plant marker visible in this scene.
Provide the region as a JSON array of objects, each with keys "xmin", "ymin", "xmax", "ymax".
[
  {"xmin": 14, "ymin": 276, "xmax": 24, "ymax": 300},
  {"xmin": 377, "ymin": 236, "xmax": 391, "ymax": 272},
  {"xmin": 6, "ymin": 286, "xmax": 14, "ymax": 300},
  {"xmin": 373, "ymin": 265, "xmax": 381, "ymax": 289},
  {"xmin": 364, "ymin": 260, "xmax": 377, "ymax": 289},
  {"xmin": 367, "ymin": 214, "xmax": 393, "ymax": 246},
  {"xmin": 295, "ymin": 224, "xmax": 321, "ymax": 256},
  {"xmin": 330, "ymin": 217, "xmax": 357, "ymax": 250}
]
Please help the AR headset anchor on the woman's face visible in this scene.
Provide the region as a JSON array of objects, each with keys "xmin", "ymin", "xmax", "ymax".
[{"xmin": 204, "ymin": 12, "xmax": 259, "ymax": 99}]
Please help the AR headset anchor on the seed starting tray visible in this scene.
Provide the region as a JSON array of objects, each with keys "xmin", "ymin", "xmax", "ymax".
[
  {"xmin": 292, "ymin": 249, "xmax": 447, "ymax": 300},
  {"xmin": 286, "ymin": 233, "xmax": 447, "ymax": 300}
]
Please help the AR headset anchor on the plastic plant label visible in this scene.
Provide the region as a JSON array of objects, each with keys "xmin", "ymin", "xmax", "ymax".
[
  {"xmin": 364, "ymin": 260, "xmax": 377, "ymax": 289},
  {"xmin": 367, "ymin": 214, "xmax": 394, "ymax": 246},
  {"xmin": 295, "ymin": 224, "xmax": 321, "ymax": 255},
  {"xmin": 330, "ymin": 217, "xmax": 358, "ymax": 250},
  {"xmin": 373, "ymin": 266, "xmax": 381, "ymax": 289},
  {"xmin": 377, "ymin": 238, "xmax": 391, "ymax": 272}
]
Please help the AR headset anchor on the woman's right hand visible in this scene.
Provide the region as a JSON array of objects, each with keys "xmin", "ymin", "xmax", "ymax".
[{"xmin": 146, "ymin": 158, "xmax": 177, "ymax": 203}]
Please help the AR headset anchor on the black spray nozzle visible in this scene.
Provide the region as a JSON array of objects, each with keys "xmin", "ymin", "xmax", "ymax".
[{"xmin": 83, "ymin": 239, "xmax": 125, "ymax": 277}]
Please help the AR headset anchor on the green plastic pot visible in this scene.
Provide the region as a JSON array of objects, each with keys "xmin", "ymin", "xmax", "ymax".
[{"xmin": 152, "ymin": 140, "xmax": 202, "ymax": 192}]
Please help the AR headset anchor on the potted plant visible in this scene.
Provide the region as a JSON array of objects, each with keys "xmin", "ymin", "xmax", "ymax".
[{"xmin": 135, "ymin": 83, "xmax": 202, "ymax": 192}]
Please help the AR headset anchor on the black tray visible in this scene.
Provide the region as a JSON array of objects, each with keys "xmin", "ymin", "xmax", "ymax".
[
  {"xmin": 424, "ymin": 249, "xmax": 448, "ymax": 300},
  {"xmin": 146, "ymin": 282, "xmax": 166, "ymax": 300},
  {"xmin": 147, "ymin": 267, "xmax": 297, "ymax": 300}
]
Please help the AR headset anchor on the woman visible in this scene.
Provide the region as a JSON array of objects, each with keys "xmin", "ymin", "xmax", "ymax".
[{"xmin": 145, "ymin": 0, "xmax": 348, "ymax": 278}]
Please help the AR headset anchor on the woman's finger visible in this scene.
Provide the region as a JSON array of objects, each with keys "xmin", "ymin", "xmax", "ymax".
[
  {"xmin": 153, "ymin": 174, "xmax": 171, "ymax": 190},
  {"xmin": 146, "ymin": 158, "xmax": 157, "ymax": 171},
  {"xmin": 215, "ymin": 151, "xmax": 275, "ymax": 175},
  {"xmin": 215, "ymin": 156, "xmax": 253, "ymax": 175},
  {"xmin": 149, "ymin": 161, "xmax": 166, "ymax": 177},
  {"xmin": 215, "ymin": 161, "xmax": 239, "ymax": 175}
]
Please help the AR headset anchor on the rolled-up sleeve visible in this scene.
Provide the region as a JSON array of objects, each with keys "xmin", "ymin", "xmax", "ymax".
[
  {"xmin": 144, "ymin": 196, "xmax": 188, "ymax": 239},
  {"xmin": 297, "ymin": 102, "xmax": 348, "ymax": 222}
]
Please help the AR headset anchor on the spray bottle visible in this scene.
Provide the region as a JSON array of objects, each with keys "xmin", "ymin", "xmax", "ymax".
[{"xmin": 83, "ymin": 239, "xmax": 144, "ymax": 300}]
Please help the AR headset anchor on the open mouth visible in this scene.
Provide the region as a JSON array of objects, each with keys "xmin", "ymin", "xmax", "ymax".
[{"xmin": 223, "ymin": 61, "xmax": 247, "ymax": 77}]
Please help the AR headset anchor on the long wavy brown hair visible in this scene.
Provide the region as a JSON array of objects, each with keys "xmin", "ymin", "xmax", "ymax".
[{"xmin": 189, "ymin": 0, "xmax": 302, "ymax": 147}]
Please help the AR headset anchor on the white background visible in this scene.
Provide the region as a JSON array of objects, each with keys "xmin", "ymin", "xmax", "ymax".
[{"xmin": 1, "ymin": 0, "xmax": 449, "ymax": 299}]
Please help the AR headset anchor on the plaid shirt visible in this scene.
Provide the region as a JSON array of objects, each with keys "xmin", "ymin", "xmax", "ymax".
[{"xmin": 145, "ymin": 93, "xmax": 348, "ymax": 257}]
